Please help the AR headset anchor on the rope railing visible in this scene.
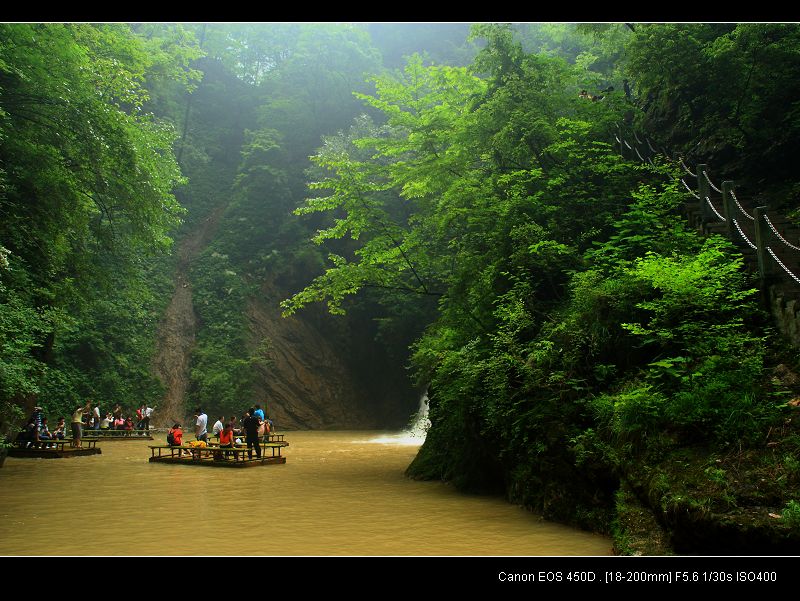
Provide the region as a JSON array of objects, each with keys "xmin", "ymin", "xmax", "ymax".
[
  {"xmin": 680, "ymin": 159, "xmax": 696, "ymax": 178},
  {"xmin": 705, "ymin": 196, "xmax": 726, "ymax": 222},
  {"xmin": 767, "ymin": 247, "xmax": 800, "ymax": 285},
  {"xmin": 681, "ymin": 178, "xmax": 700, "ymax": 199},
  {"xmin": 619, "ymin": 126, "xmax": 800, "ymax": 291},
  {"xmin": 703, "ymin": 170, "xmax": 723, "ymax": 194},
  {"xmin": 764, "ymin": 214, "xmax": 800, "ymax": 252},
  {"xmin": 730, "ymin": 189, "xmax": 755, "ymax": 221},
  {"xmin": 733, "ymin": 218, "xmax": 758, "ymax": 250}
]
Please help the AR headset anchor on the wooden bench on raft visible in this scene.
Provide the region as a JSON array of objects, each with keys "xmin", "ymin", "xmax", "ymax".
[
  {"xmin": 83, "ymin": 429, "xmax": 154, "ymax": 440},
  {"xmin": 148, "ymin": 442, "xmax": 286, "ymax": 468},
  {"xmin": 8, "ymin": 438, "xmax": 101, "ymax": 458},
  {"xmin": 210, "ymin": 433, "xmax": 286, "ymax": 444}
]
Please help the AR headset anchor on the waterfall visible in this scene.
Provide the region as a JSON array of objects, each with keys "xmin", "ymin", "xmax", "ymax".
[
  {"xmin": 406, "ymin": 391, "xmax": 430, "ymax": 439},
  {"xmin": 362, "ymin": 391, "xmax": 430, "ymax": 446}
]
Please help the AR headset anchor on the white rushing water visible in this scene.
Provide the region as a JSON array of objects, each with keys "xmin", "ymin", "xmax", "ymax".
[{"xmin": 362, "ymin": 391, "xmax": 430, "ymax": 446}]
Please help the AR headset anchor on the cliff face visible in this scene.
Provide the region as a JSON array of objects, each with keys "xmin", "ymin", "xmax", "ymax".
[
  {"xmin": 152, "ymin": 216, "xmax": 416, "ymax": 430},
  {"xmin": 244, "ymin": 289, "xmax": 379, "ymax": 430},
  {"xmin": 769, "ymin": 283, "xmax": 800, "ymax": 349}
]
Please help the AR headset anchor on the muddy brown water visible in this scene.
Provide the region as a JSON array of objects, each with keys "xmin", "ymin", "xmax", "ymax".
[{"xmin": 0, "ymin": 431, "xmax": 611, "ymax": 556}]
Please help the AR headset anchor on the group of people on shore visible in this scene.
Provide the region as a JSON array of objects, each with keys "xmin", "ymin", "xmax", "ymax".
[{"xmin": 167, "ymin": 404, "xmax": 273, "ymax": 460}]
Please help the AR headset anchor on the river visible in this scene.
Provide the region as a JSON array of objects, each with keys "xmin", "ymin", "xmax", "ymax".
[{"xmin": 0, "ymin": 431, "xmax": 611, "ymax": 556}]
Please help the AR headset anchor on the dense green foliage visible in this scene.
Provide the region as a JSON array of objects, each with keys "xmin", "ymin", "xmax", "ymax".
[
  {"xmin": 171, "ymin": 23, "xmax": 513, "ymax": 422},
  {"xmin": 0, "ymin": 24, "xmax": 199, "ymax": 427},
  {"xmin": 626, "ymin": 24, "xmax": 800, "ymax": 210},
  {"xmin": 285, "ymin": 24, "xmax": 800, "ymax": 542},
  {"xmin": 172, "ymin": 25, "xmax": 398, "ymax": 420},
  {"xmin": 0, "ymin": 23, "xmax": 449, "ymax": 427}
]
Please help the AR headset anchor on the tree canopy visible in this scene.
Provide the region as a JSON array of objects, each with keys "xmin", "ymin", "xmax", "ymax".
[{"xmin": 0, "ymin": 23, "xmax": 200, "ymax": 423}]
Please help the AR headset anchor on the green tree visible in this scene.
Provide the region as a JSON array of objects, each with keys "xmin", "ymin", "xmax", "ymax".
[
  {"xmin": 0, "ymin": 23, "xmax": 198, "ymax": 429},
  {"xmin": 625, "ymin": 23, "xmax": 800, "ymax": 205}
]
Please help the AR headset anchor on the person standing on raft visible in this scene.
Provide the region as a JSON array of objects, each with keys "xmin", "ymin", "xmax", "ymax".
[
  {"xmin": 71, "ymin": 405, "xmax": 85, "ymax": 448},
  {"xmin": 242, "ymin": 409, "xmax": 262, "ymax": 460},
  {"xmin": 195, "ymin": 407, "xmax": 208, "ymax": 444}
]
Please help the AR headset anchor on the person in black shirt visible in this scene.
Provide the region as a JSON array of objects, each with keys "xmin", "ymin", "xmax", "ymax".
[{"xmin": 242, "ymin": 409, "xmax": 262, "ymax": 459}]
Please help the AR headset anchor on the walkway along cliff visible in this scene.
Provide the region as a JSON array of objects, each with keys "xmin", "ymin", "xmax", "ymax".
[
  {"xmin": 618, "ymin": 127, "xmax": 800, "ymax": 350},
  {"xmin": 407, "ymin": 119, "xmax": 800, "ymax": 555}
]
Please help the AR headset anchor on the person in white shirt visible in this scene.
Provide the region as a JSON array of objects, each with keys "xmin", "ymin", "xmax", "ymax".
[
  {"xmin": 142, "ymin": 404, "xmax": 155, "ymax": 432},
  {"xmin": 92, "ymin": 404, "xmax": 101, "ymax": 430},
  {"xmin": 195, "ymin": 407, "xmax": 208, "ymax": 443},
  {"xmin": 212, "ymin": 416, "xmax": 224, "ymax": 439}
]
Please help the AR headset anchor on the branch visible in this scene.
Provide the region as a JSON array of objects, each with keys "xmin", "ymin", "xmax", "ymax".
[
  {"xmin": 9, "ymin": 106, "xmax": 89, "ymax": 141},
  {"xmin": 78, "ymin": 189, "xmax": 117, "ymax": 244},
  {"xmin": 732, "ymin": 47, "xmax": 759, "ymax": 124},
  {"xmin": 362, "ymin": 283, "xmax": 444, "ymax": 296},
  {"xmin": 343, "ymin": 166, "xmax": 432, "ymax": 295}
]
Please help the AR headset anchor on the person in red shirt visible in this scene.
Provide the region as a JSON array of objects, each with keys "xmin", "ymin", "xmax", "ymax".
[
  {"xmin": 168, "ymin": 423, "xmax": 188, "ymax": 456},
  {"xmin": 218, "ymin": 421, "xmax": 236, "ymax": 459}
]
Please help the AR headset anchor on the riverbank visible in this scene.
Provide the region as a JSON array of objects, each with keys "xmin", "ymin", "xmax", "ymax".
[{"xmin": 408, "ymin": 403, "xmax": 800, "ymax": 555}]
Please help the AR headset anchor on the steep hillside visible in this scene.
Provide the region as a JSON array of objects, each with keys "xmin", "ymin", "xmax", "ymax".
[{"xmin": 151, "ymin": 206, "xmax": 226, "ymax": 427}]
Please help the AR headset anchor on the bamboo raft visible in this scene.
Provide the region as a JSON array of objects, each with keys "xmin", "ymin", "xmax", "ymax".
[
  {"xmin": 83, "ymin": 429, "xmax": 154, "ymax": 440},
  {"xmin": 148, "ymin": 441, "xmax": 287, "ymax": 468},
  {"xmin": 8, "ymin": 439, "xmax": 102, "ymax": 459}
]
